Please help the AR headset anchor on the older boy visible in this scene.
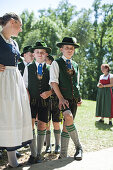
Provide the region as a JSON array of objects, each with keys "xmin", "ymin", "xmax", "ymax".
[
  {"xmin": 50, "ymin": 37, "xmax": 83, "ymax": 160},
  {"xmin": 23, "ymin": 41, "xmax": 52, "ymax": 164},
  {"xmin": 18, "ymin": 45, "xmax": 34, "ymax": 76}
]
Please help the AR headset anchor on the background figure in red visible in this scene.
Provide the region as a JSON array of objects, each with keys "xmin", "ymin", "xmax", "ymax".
[{"xmin": 96, "ymin": 64, "xmax": 113, "ymax": 125}]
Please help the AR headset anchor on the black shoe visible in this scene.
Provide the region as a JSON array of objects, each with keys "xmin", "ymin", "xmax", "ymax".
[
  {"xmin": 16, "ymin": 151, "xmax": 22, "ymax": 158},
  {"xmin": 24, "ymin": 144, "xmax": 29, "ymax": 148},
  {"xmin": 27, "ymin": 155, "xmax": 37, "ymax": 165},
  {"xmin": 6, "ymin": 163, "xmax": 22, "ymax": 168},
  {"xmin": 58, "ymin": 155, "xmax": 62, "ymax": 159},
  {"xmin": 55, "ymin": 145, "xmax": 60, "ymax": 154},
  {"xmin": 109, "ymin": 121, "xmax": 112, "ymax": 125},
  {"xmin": 45, "ymin": 146, "xmax": 51, "ymax": 153},
  {"xmin": 37, "ymin": 154, "xmax": 45, "ymax": 163},
  {"xmin": 98, "ymin": 119, "xmax": 104, "ymax": 123},
  {"xmin": 74, "ymin": 149, "xmax": 83, "ymax": 161}
]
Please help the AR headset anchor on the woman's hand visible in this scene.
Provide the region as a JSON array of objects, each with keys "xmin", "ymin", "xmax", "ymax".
[
  {"xmin": 97, "ymin": 83, "xmax": 104, "ymax": 88},
  {"xmin": 0, "ymin": 64, "xmax": 5, "ymax": 72}
]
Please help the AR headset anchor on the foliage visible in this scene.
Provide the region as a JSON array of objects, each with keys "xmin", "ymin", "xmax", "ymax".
[{"xmin": 16, "ymin": 0, "xmax": 113, "ymax": 100}]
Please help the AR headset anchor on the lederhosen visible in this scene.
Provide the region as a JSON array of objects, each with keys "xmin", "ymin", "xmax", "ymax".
[
  {"xmin": 28, "ymin": 62, "xmax": 51, "ymax": 123},
  {"xmin": 49, "ymin": 93, "xmax": 61, "ymax": 122},
  {"xmin": 56, "ymin": 58, "xmax": 80, "ymax": 119}
]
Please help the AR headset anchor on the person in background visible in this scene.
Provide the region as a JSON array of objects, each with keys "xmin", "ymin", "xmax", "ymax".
[
  {"xmin": 96, "ymin": 64, "xmax": 113, "ymax": 125},
  {"xmin": 45, "ymin": 55, "xmax": 61, "ymax": 154},
  {"xmin": 50, "ymin": 37, "xmax": 83, "ymax": 161},
  {"xmin": 18, "ymin": 45, "xmax": 34, "ymax": 76},
  {"xmin": 0, "ymin": 13, "xmax": 33, "ymax": 168}
]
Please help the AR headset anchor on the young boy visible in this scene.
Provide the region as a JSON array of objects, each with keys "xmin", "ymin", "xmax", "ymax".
[
  {"xmin": 50, "ymin": 37, "xmax": 83, "ymax": 160},
  {"xmin": 45, "ymin": 55, "xmax": 61, "ymax": 154},
  {"xmin": 18, "ymin": 45, "xmax": 34, "ymax": 76},
  {"xmin": 23, "ymin": 41, "xmax": 52, "ymax": 164}
]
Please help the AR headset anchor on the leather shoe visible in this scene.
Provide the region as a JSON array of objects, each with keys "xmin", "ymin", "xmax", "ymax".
[
  {"xmin": 27, "ymin": 155, "xmax": 37, "ymax": 165},
  {"xmin": 6, "ymin": 163, "xmax": 22, "ymax": 168},
  {"xmin": 55, "ymin": 145, "xmax": 60, "ymax": 154},
  {"xmin": 16, "ymin": 151, "xmax": 22, "ymax": 158},
  {"xmin": 109, "ymin": 121, "xmax": 112, "ymax": 125},
  {"xmin": 74, "ymin": 149, "xmax": 83, "ymax": 161},
  {"xmin": 45, "ymin": 146, "xmax": 51, "ymax": 153},
  {"xmin": 37, "ymin": 154, "xmax": 45, "ymax": 163}
]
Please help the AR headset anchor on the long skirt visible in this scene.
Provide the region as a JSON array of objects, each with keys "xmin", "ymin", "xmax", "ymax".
[
  {"xmin": 96, "ymin": 87, "xmax": 113, "ymax": 118},
  {"xmin": 0, "ymin": 66, "xmax": 33, "ymax": 151}
]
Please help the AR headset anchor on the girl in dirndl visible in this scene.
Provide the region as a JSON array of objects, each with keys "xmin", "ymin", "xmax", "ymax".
[
  {"xmin": 96, "ymin": 64, "xmax": 113, "ymax": 125},
  {"xmin": 0, "ymin": 13, "xmax": 33, "ymax": 168}
]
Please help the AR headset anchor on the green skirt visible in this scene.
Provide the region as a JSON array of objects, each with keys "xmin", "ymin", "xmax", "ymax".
[{"xmin": 96, "ymin": 87, "xmax": 112, "ymax": 118}]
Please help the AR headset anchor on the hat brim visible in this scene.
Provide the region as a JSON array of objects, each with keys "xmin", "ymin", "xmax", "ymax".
[
  {"xmin": 56, "ymin": 42, "xmax": 80, "ymax": 48},
  {"xmin": 32, "ymin": 46, "xmax": 51, "ymax": 54},
  {"xmin": 21, "ymin": 49, "xmax": 32, "ymax": 56}
]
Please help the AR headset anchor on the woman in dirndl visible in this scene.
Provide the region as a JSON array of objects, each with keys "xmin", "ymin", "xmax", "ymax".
[
  {"xmin": 96, "ymin": 64, "xmax": 113, "ymax": 125},
  {"xmin": 0, "ymin": 13, "xmax": 33, "ymax": 168}
]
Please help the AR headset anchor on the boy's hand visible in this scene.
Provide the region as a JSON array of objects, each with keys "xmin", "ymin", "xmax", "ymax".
[
  {"xmin": 77, "ymin": 99, "xmax": 82, "ymax": 106},
  {"xmin": 40, "ymin": 90, "xmax": 52, "ymax": 99},
  {"xmin": 59, "ymin": 97, "xmax": 69, "ymax": 110},
  {"xmin": 0, "ymin": 64, "xmax": 5, "ymax": 72}
]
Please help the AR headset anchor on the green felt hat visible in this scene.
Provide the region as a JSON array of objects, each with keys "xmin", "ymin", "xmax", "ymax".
[
  {"xmin": 32, "ymin": 41, "xmax": 51, "ymax": 54},
  {"xmin": 56, "ymin": 37, "xmax": 80, "ymax": 48},
  {"xmin": 21, "ymin": 45, "xmax": 32, "ymax": 56}
]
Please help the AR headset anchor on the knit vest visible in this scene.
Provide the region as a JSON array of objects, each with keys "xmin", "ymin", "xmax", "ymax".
[
  {"xmin": 18, "ymin": 62, "xmax": 25, "ymax": 76},
  {"xmin": 28, "ymin": 62, "xmax": 50, "ymax": 99},
  {"xmin": 56, "ymin": 57, "xmax": 80, "ymax": 100}
]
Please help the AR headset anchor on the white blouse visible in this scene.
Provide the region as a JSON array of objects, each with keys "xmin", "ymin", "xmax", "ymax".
[{"xmin": 99, "ymin": 73, "xmax": 113, "ymax": 80}]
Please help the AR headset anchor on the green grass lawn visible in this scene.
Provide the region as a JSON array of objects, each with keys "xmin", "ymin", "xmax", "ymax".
[{"xmin": 75, "ymin": 99, "xmax": 113, "ymax": 152}]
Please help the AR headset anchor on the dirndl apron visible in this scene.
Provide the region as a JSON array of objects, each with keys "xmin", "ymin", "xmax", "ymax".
[{"xmin": 0, "ymin": 66, "xmax": 33, "ymax": 151}]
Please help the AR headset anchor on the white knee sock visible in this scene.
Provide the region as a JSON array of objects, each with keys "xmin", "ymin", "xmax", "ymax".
[{"xmin": 7, "ymin": 151, "xmax": 18, "ymax": 167}]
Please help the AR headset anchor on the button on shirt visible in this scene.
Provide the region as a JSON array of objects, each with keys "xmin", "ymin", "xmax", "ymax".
[
  {"xmin": 23, "ymin": 61, "xmax": 45, "ymax": 88},
  {"xmin": 49, "ymin": 55, "xmax": 80, "ymax": 85}
]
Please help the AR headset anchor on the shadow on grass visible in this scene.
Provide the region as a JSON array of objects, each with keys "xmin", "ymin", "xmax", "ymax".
[
  {"xmin": 22, "ymin": 157, "xmax": 75, "ymax": 170},
  {"xmin": 95, "ymin": 121, "xmax": 113, "ymax": 131}
]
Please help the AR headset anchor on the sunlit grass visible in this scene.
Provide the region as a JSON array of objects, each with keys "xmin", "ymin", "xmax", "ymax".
[{"xmin": 74, "ymin": 100, "xmax": 113, "ymax": 152}]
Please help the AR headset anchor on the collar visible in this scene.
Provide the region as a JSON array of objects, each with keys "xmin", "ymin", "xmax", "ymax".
[
  {"xmin": 62, "ymin": 55, "xmax": 72, "ymax": 63},
  {"xmin": 35, "ymin": 61, "xmax": 45, "ymax": 68},
  {"xmin": 0, "ymin": 32, "xmax": 13, "ymax": 44}
]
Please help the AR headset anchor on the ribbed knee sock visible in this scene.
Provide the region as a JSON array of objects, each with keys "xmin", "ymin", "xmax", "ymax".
[
  {"xmin": 29, "ymin": 129, "xmax": 37, "ymax": 157},
  {"xmin": 37, "ymin": 129, "xmax": 46, "ymax": 155},
  {"xmin": 54, "ymin": 129, "xmax": 61, "ymax": 146},
  {"xmin": 66, "ymin": 124, "xmax": 82, "ymax": 150},
  {"xmin": 60, "ymin": 131, "xmax": 70, "ymax": 158},
  {"xmin": 46, "ymin": 130, "xmax": 51, "ymax": 147},
  {"xmin": 7, "ymin": 151, "xmax": 18, "ymax": 167}
]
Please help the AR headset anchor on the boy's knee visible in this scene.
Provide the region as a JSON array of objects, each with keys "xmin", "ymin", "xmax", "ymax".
[{"xmin": 63, "ymin": 111, "xmax": 73, "ymax": 121}]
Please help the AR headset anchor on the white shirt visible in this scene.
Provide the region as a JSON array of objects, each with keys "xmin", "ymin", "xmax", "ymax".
[
  {"xmin": 23, "ymin": 61, "xmax": 45, "ymax": 88},
  {"xmin": 50, "ymin": 55, "xmax": 80, "ymax": 85},
  {"xmin": 99, "ymin": 73, "xmax": 113, "ymax": 80}
]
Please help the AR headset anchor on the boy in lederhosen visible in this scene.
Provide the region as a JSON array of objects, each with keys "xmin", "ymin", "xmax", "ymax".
[
  {"xmin": 23, "ymin": 42, "xmax": 53, "ymax": 164},
  {"xmin": 45, "ymin": 55, "xmax": 61, "ymax": 154},
  {"xmin": 18, "ymin": 45, "xmax": 34, "ymax": 76},
  {"xmin": 50, "ymin": 37, "xmax": 83, "ymax": 160}
]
